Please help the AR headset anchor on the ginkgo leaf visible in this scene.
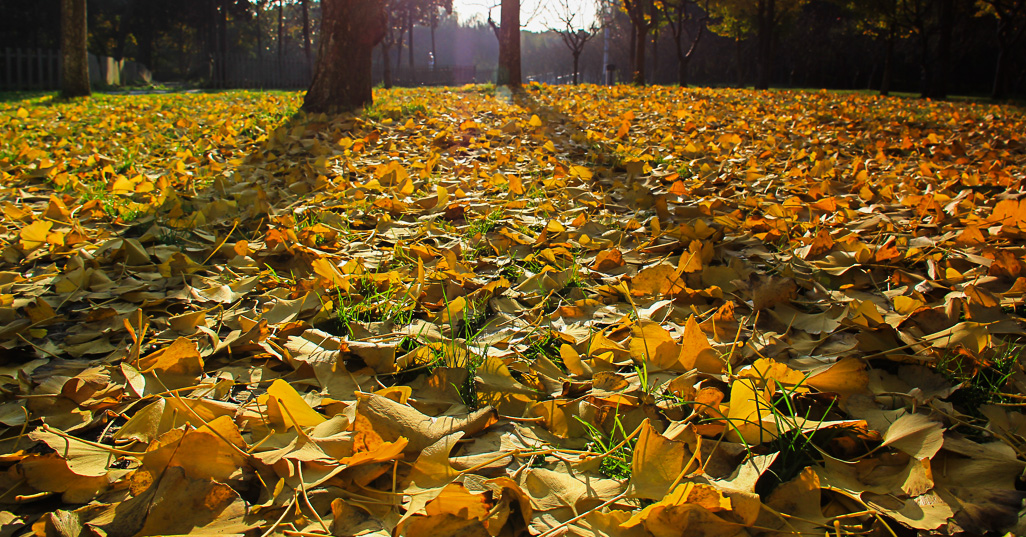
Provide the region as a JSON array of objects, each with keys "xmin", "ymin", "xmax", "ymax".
[
  {"xmin": 29, "ymin": 428, "xmax": 114, "ymax": 477},
  {"xmin": 880, "ymin": 413, "xmax": 945, "ymax": 460},
  {"xmin": 678, "ymin": 315, "xmax": 722, "ymax": 374},
  {"xmin": 258, "ymin": 379, "xmax": 327, "ymax": 431}
]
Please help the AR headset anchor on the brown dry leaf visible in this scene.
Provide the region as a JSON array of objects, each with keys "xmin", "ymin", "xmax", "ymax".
[
  {"xmin": 357, "ymin": 393, "xmax": 497, "ymax": 453},
  {"xmin": 621, "ymin": 483, "xmax": 746, "ymax": 537},
  {"xmin": 139, "ymin": 419, "xmax": 248, "ymax": 483},
  {"xmin": 880, "ymin": 413, "xmax": 944, "ymax": 460},
  {"xmin": 93, "ymin": 466, "xmax": 250, "ymax": 537},
  {"xmin": 628, "ymin": 420, "xmax": 702, "ymax": 500}
]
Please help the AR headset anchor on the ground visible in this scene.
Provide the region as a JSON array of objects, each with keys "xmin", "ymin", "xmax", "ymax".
[{"xmin": 0, "ymin": 84, "xmax": 1025, "ymax": 536}]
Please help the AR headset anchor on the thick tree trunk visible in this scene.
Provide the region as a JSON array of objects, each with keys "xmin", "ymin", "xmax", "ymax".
[
  {"xmin": 302, "ymin": 0, "xmax": 386, "ymax": 113},
  {"xmin": 497, "ymin": 0, "xmax": 521, "ymax": 88},
  {"xmin": 61, "ymin": 0, "xmax": 90, "ymax": 98},
  {"xmin": 755, "ymin": 0, "xmax": 774, "ymax": 90},
  {"xmin": 632, "ymin": 26, "xmax": 648, "ymax": 85}
]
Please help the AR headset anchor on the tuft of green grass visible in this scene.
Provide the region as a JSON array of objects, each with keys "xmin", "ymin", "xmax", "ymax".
[
  {"xmin": 332, "ymin": 278, "xmax": 415, "ymax": 336},
  {"xmin": 938, "ymin": 344, "xmax": 1021, "ymax": 417},
  {"xmin": 467, "ymin": 209, "xmax": 503, "ymax": 238},
  {"xmin": 578, "ymin": 410, "xmax": 636, "ymax": 480}
]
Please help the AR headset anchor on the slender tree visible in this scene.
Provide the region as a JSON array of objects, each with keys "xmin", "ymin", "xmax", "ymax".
[
  {"xmin": 61, "ymin": 0, "xmax": 91, "ymax": 98},
  {"xmin": 301, "ymin": 0, "xmax": 313, "ymax": 68},
  {"xmin": 277, "ymin": 0, "xmax": 285, "ymax": 64},
  {"xmin": 977, "ymin": 0, "xmax": 1026, "ymax": 98},
  {"xmin": 303, "ymin": 0, "xmax": 386, "ymax": 113},
  {"xmin": 550, "ymin": 0, "xmax": 601, "ymax": 84},
  {"xmin": 707, "ymin": 0, "xmax": 804, "ymax": 89},
  {"xmin": 659, "ymin": 0, "xmax": 711, "ymax": 86},
  {"xmin": 622, "ymin": 0, "xmax": 658, "ymax": 85}
]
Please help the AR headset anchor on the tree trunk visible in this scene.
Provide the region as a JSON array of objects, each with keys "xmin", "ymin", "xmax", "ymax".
[
  {"xmin": 395, "ymin": 26, "xmax": 405, "ymax": 77},
  {"xmin": 880, "ymin": 23, "xmax": 895, "ymax": 96},
  {"xmin": 917, "ymin": 29, "xmax": 932, "ymax": 98},
  {"xmin": 302, "ymin": 0, "xmax": 312, "ymax": 67},
  {"xmin": 497, "ymin": 0, "xmax": 521, "ymax": 88},
  {"xmin": 678, "ymin": 55, "xmax": 690, "ymax": 87},
  {"xmin": 573, "ymin": 52, "xmax": 580, "ymax": 85},
  {"xmin": 633, "ymin": 25, "xmax": 648, "ymax": 85},
  {"xmin": 992, "ymin": 42, "xmax": 1009, "ymax": 99},
  {"xmin": 932, "ymin": 0, "xmax": 953, "ymax": 99},
  {"xmin": 629, "ymin": 25, "xmax": 637, "ymax": 76},
  {"xmin": 430, "ymin": 10, "xmax": 438, "ymax": 70},
  {"xmin": 735, "ymin": 36, "xmax": 744, "ymax": 87},
  {"xmin": 383, "ymin": 43, "xmax": 393, "ymax": 89},
  {"xmin": 651, "ymin": 27, "xmax": 659, "ymax": 84},
  {"xmin": 277, "ymin": 0, "xmax": 285, "ymax": 62},
  {"xmin": 255, "ymin": 3, "xmax": 263, "ymax": 58},
  {"xmin": 408, "ymin": 11, "xmax": 415, "ymax": 70},
  {"xmin": 61, "ymin": 0, "xmax": 90, "ymax": 97},
  {"xmin": 218, "ymin": 0, "xmax": 228, "ymax": 87},
  {"xmin": 755, "ymin": 0, "xmax": 774, "ymax": 90},
  {"xmin": 303, "ymin": 0, "xmax": 386, "ymax": 113}
]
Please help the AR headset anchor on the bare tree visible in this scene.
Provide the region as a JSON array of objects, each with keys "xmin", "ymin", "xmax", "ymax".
[
  {"xmin": 622, "ymin": 0, "xmax": 658, "ymax": 85},
  {"xmin": 549, "ymin": 0, "xmax": 601, "ymax": 84},
  {"xmin": 659, "ymin": 0, "xmax": 710, "ymax": 86}
]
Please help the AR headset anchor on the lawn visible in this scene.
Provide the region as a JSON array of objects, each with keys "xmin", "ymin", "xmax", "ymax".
[{"xmin": 1, "ymin": 84, "xmax": 1025, "ymax": 536}]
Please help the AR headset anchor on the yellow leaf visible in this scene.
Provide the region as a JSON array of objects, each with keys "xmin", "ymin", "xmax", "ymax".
[
  {"xmin": 678, "ymin": 315, "xmax": 722, "ymax": 374},
  {"xmin": 19, "ymin": 220, "xmax": 52, "ymax": 251},
  {"xmin": 629, "ymin": 322, "xmax": 680, "ymax": 371},
  {"xmin": 259, "ymin": 378, "xmax": 326, "ymax": 431},
  {"xmin": 137, "ymin": 337, "xmax": 204, "ymax": 377}
]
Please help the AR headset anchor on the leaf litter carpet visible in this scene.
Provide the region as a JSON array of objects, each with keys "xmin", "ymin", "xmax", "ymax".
[{"xmin": 1, "ymin": 85, "xmax": 1026, "ymax": 536}]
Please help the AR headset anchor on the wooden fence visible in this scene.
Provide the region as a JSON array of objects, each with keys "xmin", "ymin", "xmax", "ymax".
[{"xmin": 1, "ymin": 48, "xmax": 61, "ymax": 91}]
